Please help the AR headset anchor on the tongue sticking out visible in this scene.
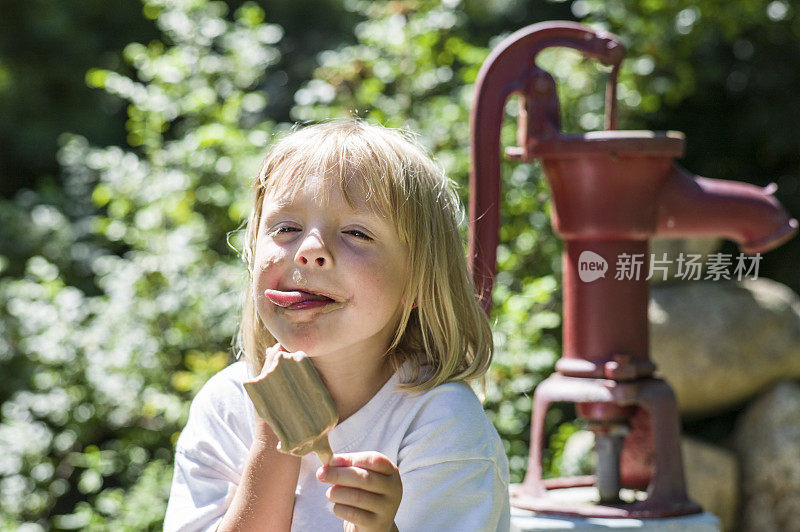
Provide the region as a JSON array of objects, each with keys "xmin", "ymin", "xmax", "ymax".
[{"xmin": 265, "ymin": 289, "xmax": 334, "ymax": 308}]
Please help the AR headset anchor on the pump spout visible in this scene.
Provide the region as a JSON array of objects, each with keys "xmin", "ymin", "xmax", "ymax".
[{"xmin": 656, "ymin": 164, "xmax": 798, "ymax": 254}]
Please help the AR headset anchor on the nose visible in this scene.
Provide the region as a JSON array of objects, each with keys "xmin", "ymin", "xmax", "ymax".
[{"xmin": 294, "ymin": 231, "xmax": 333, "ymax": 268}]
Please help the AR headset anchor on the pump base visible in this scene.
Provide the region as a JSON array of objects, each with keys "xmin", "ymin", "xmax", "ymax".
[
  {"xmin": 510, "ymin": 484, "xmax": 702, "ymax": 519},
  {"xmin": 510, "ymin": 504, "xmax": 719, "ymax": 531},
  {"xmin": 515, "ymin": 374, "xmax": 701, "ymax": 519}
]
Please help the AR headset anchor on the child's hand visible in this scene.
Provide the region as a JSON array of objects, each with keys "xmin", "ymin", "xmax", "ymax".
[{"xmin": 316, "ymin": 452, "xmax": 402, "ymax": 532}]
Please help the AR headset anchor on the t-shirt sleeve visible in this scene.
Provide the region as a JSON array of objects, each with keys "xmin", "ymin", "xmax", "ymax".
[
  {"xmin": 163, "ymin": 364, "xmax": 254, "ymax": 532},
  {"xmin": 394, "ymin": 383, "xmax": 511, "ymax": 532}
]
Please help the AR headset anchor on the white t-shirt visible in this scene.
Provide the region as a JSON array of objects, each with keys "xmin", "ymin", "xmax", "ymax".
[{"xmin": 164, "ymin": 361, "xmax": 510, "ymax": 531}]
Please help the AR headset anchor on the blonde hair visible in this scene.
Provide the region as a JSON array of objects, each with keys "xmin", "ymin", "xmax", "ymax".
[{"xmin": 237, "ymin": 120, "xmax": 493, "ymax": 393}]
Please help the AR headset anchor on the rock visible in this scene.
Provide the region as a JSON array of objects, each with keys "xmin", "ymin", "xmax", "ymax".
[
  {"xmin": 648, "ymin": 237, "xmax": 722, "ymax": 283},
  {"xmin": 733, "ymin": 381, "xmax": 800, "ymax": 532},
  {"xmin": 681, "ymin": 437, "xmax": 738, "ymax": 532},
  {"xmin": 559, "ymin": 431, "xmax": 738, "ymax": 531},
  {"xmin": 734, "ymin": 382, "xmax": 800, "ymax": 532},
  {"xmin": 649, "ymin": 278, "xmax": 800, "ymax": 416}
]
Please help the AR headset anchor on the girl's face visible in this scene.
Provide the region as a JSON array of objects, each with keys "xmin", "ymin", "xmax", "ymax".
[{"xmin": 252, "ymin": 177, "xmax": 409, "ymax": 363}]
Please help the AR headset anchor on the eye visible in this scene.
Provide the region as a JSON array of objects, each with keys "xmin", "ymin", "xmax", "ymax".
[
  {"xmin": 344, "ymin": 229, "xmax": 373, "ymax": 241},
  {"xmin": 268, "ymin": 225, "xmax": 301, "ymax": 237}
]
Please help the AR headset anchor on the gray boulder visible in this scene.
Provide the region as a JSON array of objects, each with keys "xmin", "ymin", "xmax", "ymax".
[
  {"xmin": 649, "ymin": 278, "xmax": 800, "ymax": 416},
  {"xmin": 733, "ymin": 381, "xmax": 800, "ymax": 532},
  {"xmin": 682, "ymin": 437, "xmax": 738, "ymax": 532}
]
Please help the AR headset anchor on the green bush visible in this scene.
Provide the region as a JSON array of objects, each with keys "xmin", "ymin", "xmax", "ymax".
[{"xmin": 0, "ymin": 0, "xmax": 280, "ymax": 527}]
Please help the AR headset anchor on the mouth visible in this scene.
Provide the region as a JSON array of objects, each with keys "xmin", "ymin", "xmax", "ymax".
[{"xmin": 264, "ymin": 288, "xmax": 343, "ymax": 311}]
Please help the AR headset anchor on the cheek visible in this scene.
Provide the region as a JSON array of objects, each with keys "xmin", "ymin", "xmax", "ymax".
[
  {"xmin": 258, "ymin": 255, "xmax": 281, "ymax": 272},
  {"xmin": 358, "ymin": 258, "xmax": 407, "ymax": 304},
  {"xmin": 253, "ymin": 244, "xmax": 288, "ymax": 294}
]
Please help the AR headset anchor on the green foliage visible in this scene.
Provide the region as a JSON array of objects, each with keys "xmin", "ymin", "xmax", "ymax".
[
  {"xmin": 0, "ymin": 0, "xmax": 158, "ymax": 198},
  {"xmin": 0, "ymin": 0, "xmax": 281, "ymax": 526}
]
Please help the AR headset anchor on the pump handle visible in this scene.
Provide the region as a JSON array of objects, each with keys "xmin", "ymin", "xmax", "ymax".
[{"xmin": 469, "ymin": 22, "xmax": 625, "ymax": 312}]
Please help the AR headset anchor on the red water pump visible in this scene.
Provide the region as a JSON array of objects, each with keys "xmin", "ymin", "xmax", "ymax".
[{"xmin": 468, "ymin": 21, "xmax": 797, "ymax": 518}]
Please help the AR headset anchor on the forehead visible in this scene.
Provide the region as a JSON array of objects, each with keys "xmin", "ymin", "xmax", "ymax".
[{"xmin": 261, "ymin": 169, "xmax": 392, "ymax": 218}]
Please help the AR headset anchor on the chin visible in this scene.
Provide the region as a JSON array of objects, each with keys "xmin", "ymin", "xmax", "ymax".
[{"xmin": 272, "ymin": 335, "xmax": 331, "ymax": 358}]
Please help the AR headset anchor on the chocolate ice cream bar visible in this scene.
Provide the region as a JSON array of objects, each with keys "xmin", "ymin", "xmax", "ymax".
[{"xmin": 243, "ymin": 351, "xmax": 337, "ymax": 464}]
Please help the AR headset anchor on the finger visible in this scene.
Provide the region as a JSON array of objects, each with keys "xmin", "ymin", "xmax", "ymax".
[
  {"xmin": 331, "ymin": 503, "xmax": 379, "ymax": 527},
  {"xmin": 329, "ymin": 452, "xmax": 397, "ymax": 475},
  {"xmin": 316, "ymin": 464, "xmax": 393, "ymax": 494},
  {"xmin": 326, "ymin": 485, "xmax": 385, "ymax": 513}
]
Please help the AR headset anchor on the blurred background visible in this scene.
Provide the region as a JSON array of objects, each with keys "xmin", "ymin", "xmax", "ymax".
[{"xmin": 1, "ymin": 0, "xmax": 798, "ymax": 529}]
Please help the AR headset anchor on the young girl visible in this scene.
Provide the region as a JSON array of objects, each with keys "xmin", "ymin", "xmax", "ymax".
[{"xmin": 164, "ymin": 121, "xmax": 510, "ymax": 531}]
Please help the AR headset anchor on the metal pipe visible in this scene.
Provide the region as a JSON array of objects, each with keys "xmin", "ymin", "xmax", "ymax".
[{"xmin": 595, "ymin": 432, "xmax": 624, "ymax": 503}]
